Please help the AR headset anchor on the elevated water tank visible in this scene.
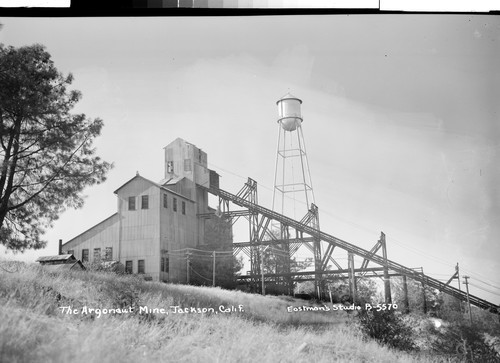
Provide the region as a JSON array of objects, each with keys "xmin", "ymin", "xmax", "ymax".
[{"xmin": 276, "ymin": 93, "xmax": 303, "ymax": 132}]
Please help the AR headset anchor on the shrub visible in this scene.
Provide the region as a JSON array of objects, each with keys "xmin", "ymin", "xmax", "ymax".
[
  {"xmin": 83, "ymin": 260, "xmax": 125, "ymax": 274},
  {"xmin": 356, "ymin": 309, "xmax": 417, "ymax": 352},
  {"xmin": 430, "ymin": 322, "xmax": 500, "ymax": 362}
]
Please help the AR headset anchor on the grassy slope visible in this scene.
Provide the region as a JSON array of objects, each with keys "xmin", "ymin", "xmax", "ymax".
[{"xmin": 0, "ymin": 262, "xmax": 442, "ymax": 363}]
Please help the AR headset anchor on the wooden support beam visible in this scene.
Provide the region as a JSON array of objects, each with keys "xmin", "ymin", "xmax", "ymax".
[
  {"xmin": 381, "ymin": 232, "xmax": 392, "ymax": 304},
  {"xmin": 361, "ymin": 239, "xmax": 382, "ymax": 269},
  {"xmin": 348, "ymin": 252, "xmax": 357, "ymax": 303},
  {"xmin": 402, "ymin": 275, "xmax": 409, "ymax": 313}
]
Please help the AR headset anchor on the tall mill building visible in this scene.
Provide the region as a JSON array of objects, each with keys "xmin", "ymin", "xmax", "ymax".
[{"xmin": 61, "ymin": 138, "xmax": 230, "ymax": 283}]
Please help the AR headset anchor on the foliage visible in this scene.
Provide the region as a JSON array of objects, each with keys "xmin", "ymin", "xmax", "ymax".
[
  {"xmin": 357, "ymin": 309, "xmax": 418, "ymax": 352},
  {"xmin": 0, "ymin": 44, "xmax": 112, "ymax": 252},
  {"xmin": 189, "ymin": 215, "xmax": 243, "ymax": 289},
  {"xmin": 427, "ymin": 321, "xmax": 500, "ymax": 362},
  {"xmin": 295, "ymin": 280, "xmax": 315, "ymax": 295},
  {"xmin": 83, "ymin": 259, "xmax": 125, "ymax": 274},
  {"xmin": 189, "ymin": 250, "xmax": 244, "ymax": 289},
  {"xmin": 392, "ymin": 277, "xmax": 441, "ymax": 315},
  {"xmin": 1, "ymin": 261, "xmax": 433, "ymax": 363},
  {"xmin": 325, "ymin": 278, "xmax": 381, "ymax": 305},
  {"xmin": 261, "ymin": 228, "xmax": 314, "ymax": 277}
]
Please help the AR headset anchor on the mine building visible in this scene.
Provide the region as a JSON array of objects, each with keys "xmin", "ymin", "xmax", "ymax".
[{"xmin": 61, "ymin": 138, "xmax": 232, "ymax": 283}]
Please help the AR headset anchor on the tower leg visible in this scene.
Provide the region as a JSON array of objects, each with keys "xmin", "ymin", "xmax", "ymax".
[
  {"xmin": 422, "ymin": 281, "xmax": 427, "ymax": 314},
  {"xmin": 381, "ymin": 232, "xmax": 392, "ymax": 304},
  {"xmin": 314, "ymin": 238, "xmax": 323, "ymax": 299},
  {"xmin": 402, "ymin": 275, "xmax": 409, "ymax": 313},
  {"xmin": 348, "ymin": 252, "xmax": 357, "ymax": 304}
]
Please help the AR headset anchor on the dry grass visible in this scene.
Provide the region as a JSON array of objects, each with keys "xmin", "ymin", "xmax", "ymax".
[{"xmin": 0, "ymin": 262, "xmax": 453, "ymax": 363}]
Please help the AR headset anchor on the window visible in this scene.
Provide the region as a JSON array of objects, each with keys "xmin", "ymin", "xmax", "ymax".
[
  {"xmin": 141, "ymin": 195, "xmax": 149, "ymax": 209},
  {"xmin": 167, "ymin": 161, "xmax": 174, "ymax": 173},
  {"xmin": 82, "ymin": 249, "xmax": 89, "ymax": 262},
  {"xmin": 165, "ymin": 256, "xmax": 169, "ymax": 272},
  {"xmin": 104, "ymin": 247, "xmax": 112, "ymax": 260},
  {"xmin": 125, "ymin": 261, "xmax": 133, "ymax": 274},
  {"xmin": 138, "ymin": 260, "xmax": 145, "ymax": 274},
  {"xmin": 93, "ymin": 248, "xmax": 101, "ymax": 261},
  {"xmin": 184, "ymin": 159, "xmax": 191, "ymax": 171},
  {"xmin": 182, "ymin": 201, "xmax": 186, "ymax": 215},
  {"xmin": 128, "ymin": 196, "xmax": 136, "ymax": 210},
  {"xmin": 161, "ymin": 257, "xmax": 164, "ymax": 272},
  {"xmin": 67, "ymin": 249, "xmax": 74, "ymax": 256},
  {"xmin": 173, "ymin": 197, "xmax": 177, "ymax": 212},
  {"xmin": 163, "ymin": 194, "xmax": 168, "ymax": 208}
]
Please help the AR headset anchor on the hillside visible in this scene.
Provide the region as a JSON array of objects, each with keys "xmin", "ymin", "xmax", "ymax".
[{"xmin": 0, "ymin": 262, "xmax": 496, "ymax": 363}]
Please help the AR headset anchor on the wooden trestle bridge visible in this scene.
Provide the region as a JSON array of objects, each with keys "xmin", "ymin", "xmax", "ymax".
[{"xmin": 199, "ymin": 178, "xmax": 499, "ymax": 314}]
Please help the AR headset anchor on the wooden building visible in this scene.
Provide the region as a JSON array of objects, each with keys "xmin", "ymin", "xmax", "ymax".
[
  {"xmin": 36, "ymin": 254, "xmax": 86, "ymax": 271},
  {"xmin": 61, "ymin": 138, "xmax": 231, "ymax": 283}
]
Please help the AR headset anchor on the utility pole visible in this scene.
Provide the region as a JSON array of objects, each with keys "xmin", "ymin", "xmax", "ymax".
[
  {"xmin": 463, "ymin": 275, "xmax": 473, "ymax": 325},
  {"xmin": 212, "ymin": 251, "xmax": 216, "ymax": 287},
  {"xmin": 186, "ymin": 250, "xmax": 191, "ymax": 284},
  {"xmin": 456, "ymin": 263, "xmax": 463, "ymax": 314}
]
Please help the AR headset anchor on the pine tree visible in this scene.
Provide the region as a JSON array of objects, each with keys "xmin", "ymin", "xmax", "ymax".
[{"xmin": 0, "ymin": 44, "xmax": 112, "ymax": 251}]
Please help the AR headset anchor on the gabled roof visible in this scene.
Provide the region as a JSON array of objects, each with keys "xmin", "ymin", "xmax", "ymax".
[
  {"xmin": 62, "ymin": 213, "xmax": 118, "ymax": 247},
  {"xmin": 36, "ymin": 254, "xmax": 76, "ymax": 263},
  {"xmin": 114, "ymin": 173, "xmax": 194, "ymax": 202},
  {"xmin": 113, "ymin": 174, "xmax": 156, "ymax": 194},
  {"xmin": 163, "ymin": 137, "xmax": 190, "ymax": 150}
]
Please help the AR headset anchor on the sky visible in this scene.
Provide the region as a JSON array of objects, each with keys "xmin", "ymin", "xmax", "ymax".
[{"xmin": 0, "ymin": 14, "xmax": 499, "ymax": 304}]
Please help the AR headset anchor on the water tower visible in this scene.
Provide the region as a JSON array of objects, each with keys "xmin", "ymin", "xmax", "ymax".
[
  {"xmin": 272, "ymin": 93, "xmax": 317, "ymax": 223},
  {"xmin": 270, "ymin": 93, "xmax": 321, "ymax": 295}
]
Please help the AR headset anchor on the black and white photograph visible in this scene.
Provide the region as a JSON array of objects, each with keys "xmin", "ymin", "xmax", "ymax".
[{"xmin": 0, "ymin": 3, "xmax": 499, "ymax": 362}]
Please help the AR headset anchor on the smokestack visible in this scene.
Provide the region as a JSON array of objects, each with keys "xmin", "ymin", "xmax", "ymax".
[{"xmin": 58, "ymin": 239, "xmax": 63, "ymax": 255}]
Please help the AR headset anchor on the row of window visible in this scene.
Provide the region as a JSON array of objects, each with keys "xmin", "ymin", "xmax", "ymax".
[
  {"xmin": 69, "ymin": 249, "xmax": 169, "ymax": 276},
  {"xmin": 125, "ymin": 259, "xmax": 145, "ymax": 274},
  {"xmin": 128, "ymin": 194, "xmax": 186, "ymax": 214},
  {"xmin": 166, "ymin": 157, "xmax": 203, "ymax": 174},
  {"xmin": 70, "ymin": 247, "xmax": 113, "ymax": 262},
  {"xmin": 128, "ymin": 195, "xmax": 149, "ymax": 210},
  {"xmin": 124, "ymin": 258, "xmax": 167, "ymax": 275}
]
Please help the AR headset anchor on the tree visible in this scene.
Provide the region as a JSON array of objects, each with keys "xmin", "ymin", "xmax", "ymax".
[
  {"xmin": 0, "ymin": 44, "xmax": 112, "ymax": 252},
  {"xmin": 261, "ymin": 247, "xmax": 313, "ymax": 275},
  {"xmin": 189, "ymin": 215, "xmax": 243, "ymax": 289}
]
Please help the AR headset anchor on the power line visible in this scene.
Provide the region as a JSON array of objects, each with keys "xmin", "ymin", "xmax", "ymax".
[
  {"xmin": 464, "ymin": 274, "xmax": 500, "ymax": 290},
  {"xmin": 469, "ymin": 283, "xmax": 500, "ymax": 297},
  {"xmin": 189, "ymin": 266, "xmax": 212, "ymax": 282},
  {"xmin": 169, "ymin": 247, "xmax": 232, "ymax": 254},
  {"xmin": 210, "ymin": 162, "xmax": 499, "ymax": 302},
  {"xmin": 210, "ymin": 162, "xmax": 462, "ymax": 270}
]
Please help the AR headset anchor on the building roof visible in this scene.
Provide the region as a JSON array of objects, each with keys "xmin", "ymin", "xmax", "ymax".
[
  {"xmin": 113, "ymin": 174, "xmax": 153, "ymax": 194},
  {"xmin": 159, "ymin": 176, "xmax": 184, "ymax": 186},
  {"xmin": 163, "ymin": 137, "xmax": 192, "ymax": 150},
  {"xmin": 36, "ymin": 254, "xmax": 76, "ymax": 263},
  {"xmin": 114, "ymin": 174, "xmax": 194, "ymax": 202},
  {"xmin": 62, "ymin": 213, "xmax": 118, "ymax": 248},
  {"xmin": 276, "ymin": 92, "xmax": 302, "ymax": 104},
  {"xmin": 41, "ymin": 260, "xmax": 86, "ymax": 271}
]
